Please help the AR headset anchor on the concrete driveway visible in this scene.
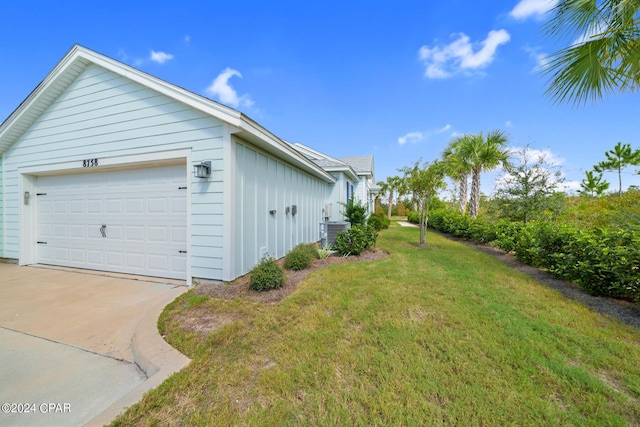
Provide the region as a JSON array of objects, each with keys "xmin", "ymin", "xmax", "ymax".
[{"xmin": 0, "ymin": 263, "xmax": 190, "ymax": 426}]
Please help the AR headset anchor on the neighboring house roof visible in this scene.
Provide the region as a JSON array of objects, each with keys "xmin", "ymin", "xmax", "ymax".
[
  {"xmin": 0, "ymin": 44, "xmax": 335, "ymax": 184},
  {"xmin": 339, "ymin": 155, "xmax": 374, "ymax": 178},
  {"xmin": 292, "ymin": 142, "xmax": 359, "ymax": 182}
]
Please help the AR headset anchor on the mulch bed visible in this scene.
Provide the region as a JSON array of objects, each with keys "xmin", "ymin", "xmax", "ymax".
[
  {"xmin": 193, "ymin": 248, "xmax": 389, "ymax": 304},
  {"xmin": 192, "ymin": 232, "xmax": 640, "ymax": 330}
]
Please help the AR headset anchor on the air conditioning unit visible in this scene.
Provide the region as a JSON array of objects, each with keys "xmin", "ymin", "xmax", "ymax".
[{"xmin": 325, "ymin": 221, "xmax": 350, "ymax": 245}]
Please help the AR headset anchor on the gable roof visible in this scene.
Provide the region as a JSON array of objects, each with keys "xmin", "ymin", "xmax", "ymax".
[
  {"xmin": 292, "ymin": 142, "xmax": 359, "ymax": 181},
  {"xmin": 0, "ymin": 44, "xmax": 335, "ymax": 183},
  {"xmin": 339, "ymin": 155, "xmax": 374, "ymax": 178}
]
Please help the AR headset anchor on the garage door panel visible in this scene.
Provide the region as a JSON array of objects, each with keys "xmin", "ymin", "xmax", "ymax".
[
  {"xmin": 106, "ymin": 199, "xmax": 123, "ymax": 213},
  {"xmin": 36, "ymin": 164, "xmax": 187, "ymax": 279},
  {"xmin": 69, "ymin": 225, "xmax": 85, "ymax": 238},
  {"xmin": 126, "ymin": 199, "xmax": 144, "ymax": 214},
  {"xmin": 172, "ymin": 226, "xmax": 187, "ymax": 243},
  {"xmin": 69, "ymin": 249, "xmax": 85, "ymax": 263},
  {"xmin": 87, "ymin": 250, "xmax": 103, "ymax": 265}
]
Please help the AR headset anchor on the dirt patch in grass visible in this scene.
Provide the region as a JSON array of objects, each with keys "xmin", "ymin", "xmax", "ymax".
[
  {"xmin": 176, "ymin": 309, "xmax": 241, "ymax": 336},
  {"xmin": 441, "ymin": 232, "xmax": 640, "ymax": 330},
  {"xmin": 193, "ymin": 248, "xmax": 389, "ymax": 305}
]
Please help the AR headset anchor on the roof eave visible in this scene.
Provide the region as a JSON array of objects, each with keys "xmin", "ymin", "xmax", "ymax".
[
  {"xmin": 0, "ymin": 45, "xmax": 336, "ymax": 184},
  {"xmin": 234, "ymin": 114, "xmax": 336, "ymax": 183}
]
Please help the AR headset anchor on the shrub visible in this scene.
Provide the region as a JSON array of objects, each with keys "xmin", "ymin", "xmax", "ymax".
[
  {"xmin": 249, "ymin": 258, "xmax": 285, "ymax": 291},
  {"xmin": 368, "ymin": 212, "xmax": 390, "ymax": 230},
  {"xmin": 430, "ymin": 209, "xmax": 640, "ymax": 302},
  {"xmin": 298, "ymin": 242, "xmax": 320, "ymax": 260},
  {"xmin": 334, "ymin": 224, "xmax": 378, "ymax": 256},
  {"xmin": 341, "ymin": 197, "xmax": 368, "ymax": 226},
  {"xmin": 284, "ymin": 244, "xmax": 316, "ymax": 271},
  {"xmin": 407, "ymin": 211, "xmax": 420, "ymax": 224},
  {"xmin": 317, "ymin": 244, "xmax": 336, "ymax": 260}
]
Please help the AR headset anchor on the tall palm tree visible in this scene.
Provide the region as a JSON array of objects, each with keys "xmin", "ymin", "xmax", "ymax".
[
  {"xmin": 442, "ymin": 135, "xmax": 473, "ymax": 214},
  {"xmin": 458, "ymin": 130, "xmax": 509, "ymax": 218},
  {"xmin": 376, "ymin": 175, "xmax": 402, "ymax": 220},
  {"xmin": 544, "ymin": 0, "xmax": 640, "ymax": 105}
]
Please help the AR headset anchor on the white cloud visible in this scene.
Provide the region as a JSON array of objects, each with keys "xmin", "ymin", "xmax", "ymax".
[
  {"xmin": 184, "ymin": 35, "xmax": 191, "ymax": 46},
  {"xmin": 206, "ymin": 67, "xmax": 254, "ymax": 108},
  {"xmin": 150, "ymin": 50, "xmax": 174, "ymax": 64},
  {"xmin": 398, "ymin": 125, "xmax": 454, "ymax": 145},
  {"xmin": 560, "ymin": 179, "xmax": 582, "ymax": 193},
  {"xmin": 508, "ymin": 147, "xmax": 565, "ymax": 165},
  {"xmin": 398, "ymin": 132, "xmax": 424, "ymax": 146},
  {"xmin": 505, "ymin": 121, "xmax": 513, "ymax": 127},
  {"xmin": 510, "ymin": 0, "xmax": 557, "ymax": 20},
  {"xmin": 523, "ymin": 46, "xmax": 550, "ymax": 71},
  {"xmin": 419, "ymin": 30, "xmax": 510, "ymax": 79}
]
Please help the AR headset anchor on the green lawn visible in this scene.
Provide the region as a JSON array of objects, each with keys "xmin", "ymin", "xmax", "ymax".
[{"xmin": 112, "ymin": 223, "xmax": 640, "ymax": 426}]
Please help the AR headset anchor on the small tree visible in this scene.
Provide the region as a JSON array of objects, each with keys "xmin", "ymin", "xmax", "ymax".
[
  {"xmin": 340, "ymin": 196, "xmax": 368, "ymax": 225},
  {"xmin": 494, "ymin": 146, "xmax": 565, "ymax": 224},
  {"xmin": 594, "ymin": 142, "xmax": 640, "ymax": 196},
  {"xmin": 578, "ymin": 170, "xmax": 610, "ymax": 197},
  {"xmin": 400, "ymin": 160, "xmax": 446, "ymax": 246}
]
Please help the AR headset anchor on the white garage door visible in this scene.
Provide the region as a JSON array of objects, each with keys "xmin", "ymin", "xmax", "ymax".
[{"xmin": 36, "ymin": 164, "xmax": 188, "ymax": 280}]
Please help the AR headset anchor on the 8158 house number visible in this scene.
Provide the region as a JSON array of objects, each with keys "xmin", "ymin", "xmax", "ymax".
[{"xmin": 82, "ymin": 158, "xmax": 99, "ymax": 167}]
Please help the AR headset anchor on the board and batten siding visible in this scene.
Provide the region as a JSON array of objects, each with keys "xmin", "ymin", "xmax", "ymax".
[
  {"xmin": 2, "ymin": 63, "xmax": 225, "ymax": 280},
  {"xmin": 234, "ymin": 140, "xmax": 329, "ymax": 278}
]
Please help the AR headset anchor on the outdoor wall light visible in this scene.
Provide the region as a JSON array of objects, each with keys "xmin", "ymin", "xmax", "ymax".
[{"xmin": 193, "ymin": 161, "xmax": 211, "ymax": 178}]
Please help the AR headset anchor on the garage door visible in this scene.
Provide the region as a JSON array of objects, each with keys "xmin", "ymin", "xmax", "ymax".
[{"xmin": 36, "ymin": 164, "xmax": 187, "ymax": 280}]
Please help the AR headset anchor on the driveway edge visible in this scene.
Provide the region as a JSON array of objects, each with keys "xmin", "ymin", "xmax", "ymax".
[{"xmin": 86, "ymin": 285, "xmax": 191, "ymax": 426}]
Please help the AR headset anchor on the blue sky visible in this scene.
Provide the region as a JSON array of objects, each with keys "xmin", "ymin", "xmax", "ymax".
[{"xmin": 2, "ymin": 0, "xmax": 639, "ymax": 195}]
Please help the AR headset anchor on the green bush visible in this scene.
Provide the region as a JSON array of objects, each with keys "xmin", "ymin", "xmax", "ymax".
[
  {"xmin": 368, "ymin": 213, "xmax": 390, "ymax": 230},
  {"xmin": 430, "ymin": 208, "xmax": 640, "ymax": 302},
  {"xmin": 407, "ymin": 211, "xmax": 420, "ymax": 224},
  {"xmin": 342, "ymin": 197, "xmax": 368, "ymax": 226},
  {"xmin": 283, "ymin": 244, "xmax": 316, "ymax": 271},
  {"xmin": 334, "ymin": 224, "xmax": 378, "ymax": 256},
  {"xmin": 297, "ymin": 242, "xmax": 320, "ymax": 260},
  {"xmin": 317, "ymin": 244, "xmax": 336, "ymax": 260},
  {"xmin": 249, "ymin": 258, "xmax": 285, "ymax": 291}
]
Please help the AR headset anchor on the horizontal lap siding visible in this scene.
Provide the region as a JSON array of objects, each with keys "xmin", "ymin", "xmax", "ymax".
[
  {"xmin": 234, "ymin": 140, "xmax": 327, "ymax": 278},
  {"xmin": 3, "ymin": 64, "xmax": 225, "ymax": 279}
]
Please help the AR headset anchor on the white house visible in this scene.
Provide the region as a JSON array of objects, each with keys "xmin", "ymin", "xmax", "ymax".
[
  {"xmin": 0, "ymin": 45, "xmax": 375, "ymax": 284},
  {"xmin": 292, "ymin": 143, "xmax": 378, "ymax": 218}
]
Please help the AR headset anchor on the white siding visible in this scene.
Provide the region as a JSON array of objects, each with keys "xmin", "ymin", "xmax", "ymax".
[
  {"xmin": 234, "ymin": 140, "xmax": 328, "ymax": 278},
  {"xmin": 2, "ymin": 64, "xmax": 225, "ymax": 280},
  {"xmin": 353, "ymin": 175, "xmax": 374, "ymax": 212},
  {"xmin": 326, "ymin": 172, "xmax": 355, "ymax": 221}
]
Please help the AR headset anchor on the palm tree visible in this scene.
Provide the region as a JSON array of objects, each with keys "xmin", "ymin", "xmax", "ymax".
[
  {"xmin": 376, "ymin": 175, "xmax": 402, "ymax": 220},
  {"xmin": 544, "ymin": 0, "xmax": 640, "ymax": 105},
  {"xmin": 458, "ymin": 130, "xmax": 509, "ymax": 218},
  {"xmin": 442, "ymin": 135, "xmax": 473, "ymax": 214}
]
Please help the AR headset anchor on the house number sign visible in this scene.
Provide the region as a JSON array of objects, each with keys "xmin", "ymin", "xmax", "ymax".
[{"xmin": 82, "ymin": 158, "xmax": 99, "ymax": 167}]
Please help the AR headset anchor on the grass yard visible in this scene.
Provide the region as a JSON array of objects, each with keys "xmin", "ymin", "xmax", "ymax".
[{"xmin": 112, "ymin": 224, "xmax": 640, "ymax": 426}]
